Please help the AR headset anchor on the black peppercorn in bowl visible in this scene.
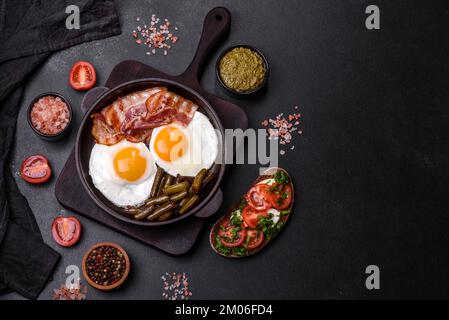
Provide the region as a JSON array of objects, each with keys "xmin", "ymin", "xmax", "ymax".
[
  {"xmin": 27, "ymin": 92, "xmax": 73, "ymax": 141},
  {"xmin": 82, "ymin": 242, "xmax": 131, "ymax": 291},
  {"xmin": 215, "ymin": 44, "xmax": 269, "ymax": 97}
]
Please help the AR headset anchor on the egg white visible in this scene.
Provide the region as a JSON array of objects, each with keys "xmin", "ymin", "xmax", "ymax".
[
  {"xmin": 150, "ymin": 111, "xmax": 218, "ymax": 177},
  {"xmin": 89, "ymin": 140, "xmax": 156, "ymax": 207}
]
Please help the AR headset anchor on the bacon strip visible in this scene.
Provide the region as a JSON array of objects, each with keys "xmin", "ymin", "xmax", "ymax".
[
  {"xmin": 130, "ymin": 108, "xmax": 178, "ymax": 131},
  {"xmin": 91, "ymin": 87, "xmax": 198, "ymax": 145},
  {"xmin": 133, "ymin": 91, "xmax": 197, "ymax": 129},
  {"xmin": 91, "ymin": 113, "xmax": 125, "ymax": 145}
]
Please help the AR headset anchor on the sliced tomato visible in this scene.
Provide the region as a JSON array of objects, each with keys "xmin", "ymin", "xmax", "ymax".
[
  {"xmin": 51, "ymin": 216, "xmax": 82, "ymax": 247},
  {"xmin": 20, "ymin": 155, "xmax": 51, "ymax": 184},
  {"xmin": 69, "ymin": 61, "xmax": 96, "ymax": 91},
  {"xmin": 242, "ymin": 206, "xmax": 268, "ymax": 229},
  {"xmin": 246, "ymin": 229, "xmax": 264, "ymax": 250},
  {"xmin": 245, "ymin": 184, "xmax": 272, "ymax": 211},
  {"xmin": 218, "ymin": 219, "xmax": 247, "ymax": 248},
  {"xmin": 269, "ymin": 184, "xmax": 293, "ymax": 210}
]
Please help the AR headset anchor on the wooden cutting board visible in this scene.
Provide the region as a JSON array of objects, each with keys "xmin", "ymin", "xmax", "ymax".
[{"xmin": 55, "ymin": 7, "xmax": 248, "ymax": 255}]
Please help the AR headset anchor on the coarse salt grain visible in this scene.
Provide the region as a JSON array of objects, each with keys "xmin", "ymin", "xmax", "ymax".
[
  {"xmin": 132, "ymin": 14, "xmax": 179, "ymax": 56},
  {"xmin": 261, "ymin": 105, "xmax": 303, "ymax": 155},
  {"xmin": 30, "ymin": 96, "xmax": 70, "ymax": 135},
  {"xmin": 52, "ymin": 282, "xmax": 87, "ymax": 300},
  {"xmin": 161, "ymin": 272, "xmax": 192, "ymax": 300}
]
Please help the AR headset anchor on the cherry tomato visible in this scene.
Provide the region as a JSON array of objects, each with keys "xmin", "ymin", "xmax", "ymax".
[
  {"xmin": 269, "ymin": 184, "xmax": 293, "ymax": 210},
  {"xmin": 218, "ymin": 219, "xmax": 247, "ymax": 248},
  {"xmin": 51, "ymin": 216, "xmax": 82, "ymax": 247},
  {"xmin": 246, "ymin": 229, "xmax": 264, "ymax": 250},
  {"xmin": 245, "ymin": 184, "xmax": 272, "ymax": 211},
  {"xmin": 69, "ymin": 61, "xmax": 96, "ymax": 91},
  {"xmin": 20, "ymin": 155, "xmax": 52, "ymax": 184},
  {"xmin": 242, "ymin": 206, "xmax": 268, "ymax": 229}
]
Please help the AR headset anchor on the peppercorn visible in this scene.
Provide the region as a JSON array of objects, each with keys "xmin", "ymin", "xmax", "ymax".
[{"xmin": 85, "ymin": 245, "xmax": 126, "ymax": 286}]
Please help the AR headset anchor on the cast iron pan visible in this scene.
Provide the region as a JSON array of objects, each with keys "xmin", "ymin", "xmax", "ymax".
[{"xmin": 75, "ymin": 8, "xmax": 235, "ymax": 226}]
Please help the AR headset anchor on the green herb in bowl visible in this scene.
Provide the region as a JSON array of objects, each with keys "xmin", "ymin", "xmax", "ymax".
[{"xmin": 217, "ymin": 45, "xmax": 268, "ymax": 95}]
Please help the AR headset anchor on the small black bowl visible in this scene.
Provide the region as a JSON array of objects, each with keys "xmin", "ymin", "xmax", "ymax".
[
  {"xmin": 27, "ymin": 92, "xmax": 73, "ymax": 141},
  {"xmin": 215, "ymin": 44, "xmax": 269, "ymax": 97}
]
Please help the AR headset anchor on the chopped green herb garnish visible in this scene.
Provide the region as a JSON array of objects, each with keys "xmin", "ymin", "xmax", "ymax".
[
  {"xmin": 230, "ymin": 226, "xmax": 239, "ymax": 239},
  {"xmin": 265, "ymin": 221, "xmax": 284, "ymax": 240},
  {"xmin": 215, "ymin": 235, "xmax": 231, "ymax": 255},
  {"xmin": 257, "ymin": 212, "xmax": 287, "ymax": 241},
  {"xmin": 230, "ymin": 209, "xmax": 243, "ymax": 226},
  {"xmin": 231, "ymin": 246, "xmax": 247, "ymax": 256},
  {"xmin": 238, "ymin": 198, "xmax": 247, "ymax": 211},
  {"xmin": 274, "ymin": 171, "xmax": 289, "ymax": 184}
]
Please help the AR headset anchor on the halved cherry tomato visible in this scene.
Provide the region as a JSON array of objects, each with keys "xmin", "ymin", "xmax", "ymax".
[
  {"xmin": 268, "ymin": 184, "xmax": 293, "ymax": 210},
  {"xmin": 218, "ymin": 219, "xmax": 247, "ymax": 248},
  {"xmin": 246, "ymin": 229, "xmax": 264, "ymax": 250},
  {"xmin": 51, "ymin": 216, "xmax": 82, "ymax": 247},
  {"xmin": 69, "ymin": 61, "xmax": 96, "ymax": 91},
  {"xmin": 20, "ymin": 155, "xmax": 52, "ymax": 184},
  {"xmin": 245, "ymin": 184, "xmax": 272, "ymax": 211},
  {"xmin": 242, "ymin": 206, "xmax": 268, "ymax": 229}
]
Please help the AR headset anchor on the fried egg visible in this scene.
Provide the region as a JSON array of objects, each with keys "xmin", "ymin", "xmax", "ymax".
[
  {"xmin": 89, "ymin": 140, "xmax": 156, "ymax": 207},
  {"xmin": 150, "ymin": 111, "xmax": 218, "ymax": 177}
]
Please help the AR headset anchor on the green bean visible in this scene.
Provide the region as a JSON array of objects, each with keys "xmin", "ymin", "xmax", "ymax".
[
  {"xmin": 179, "ymin": 197, "xmax": 189, "ymax": 208},
  {"xmin": 163, "ymin": 181, "xmax": 190, "ymax": 195},
  {"xmin": 174, "ymin": 174, "xmax": 181, "ymax": 184},
  {"xmin": 124, "ymin": 207, "xmax": 140, "ymax": 215},
  {"xmin": 134, "ymin": 206, "xmax": 155, "ymax": 220},
  {"xmin": 145, "ymin": 194, "xmax": 169, "ymax": 206},
  {"xmin": 170, "ymin": 190, "xmax": 188, "ymax": 202},
  {"xmin": 157, "ymin": 176, "xmax": 167, "ymax": 196},
  {"xmin": 179, "ymin": 176, "xmax": 194, "ymax": 183},
  {"xmin": 200, "ymin": 171, "xmax": 215, "ymax": 192},
  {"xmin": 147, "ymin": 202, "xmax": 177, "ymax": 221},
  {"xmin": 158, "ymin": 211, "xmax": 173, "ymax": 222},
  {"xmin": 190, "ymin": 168, "xmax": 207, "ymax": 194},
  {"xmin": 150, "ymin": 167, "xmax": 164, "ymax": 197},
  {"xmin": 178, "ymin": 195, "xmax": 199, "ymax": 215},
  {"xmin": 164, "ymin": 175, "xmax": 174, "ymax": 188}
]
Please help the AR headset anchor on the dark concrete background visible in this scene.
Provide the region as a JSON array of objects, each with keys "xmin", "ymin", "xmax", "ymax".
[{"xmin": 2, "ymin": 0, "xmax": 449, "ymax": 299}]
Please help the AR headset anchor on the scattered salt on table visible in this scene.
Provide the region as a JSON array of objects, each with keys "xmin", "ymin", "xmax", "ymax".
[
  {"xmin": 161, "ymin": 272, "xmax": 192, "ymax": 300},
  {"xmin": 261, "ymin": 105, "xmax": 303, "ymax": 156},
  {"xmin": 132, "ymin": 14, "xmax": 179, "ymax": 56}
]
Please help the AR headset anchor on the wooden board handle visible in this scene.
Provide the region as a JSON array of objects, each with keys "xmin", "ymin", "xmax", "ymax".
[{"xmin": 179, "ymin": 7, "xmax": 231, "ymax": 86}]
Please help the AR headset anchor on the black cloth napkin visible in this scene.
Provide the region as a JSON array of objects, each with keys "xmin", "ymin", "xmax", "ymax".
[{"xmin": 0, "ymin": 0, "xmax": 121, "ymax": 299}]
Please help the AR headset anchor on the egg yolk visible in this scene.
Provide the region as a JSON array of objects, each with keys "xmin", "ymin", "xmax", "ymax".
[
  {"xmin": 113, "ymin": 147, "xmax": 147, "ymax": 182},
  {"xmin": 154, "ymin": 126, "xmax": 188, "ymax": 162}
]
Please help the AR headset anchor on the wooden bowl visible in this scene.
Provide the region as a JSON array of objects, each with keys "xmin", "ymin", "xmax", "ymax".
[{"xmin": 82, "ymin": 242, "xmax": 131, "ymax": 291}]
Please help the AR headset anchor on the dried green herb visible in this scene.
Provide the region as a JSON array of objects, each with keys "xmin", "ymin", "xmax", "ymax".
[{"xmin": 219, "ymin": 47, "xmax": 266, "ymax": 92}]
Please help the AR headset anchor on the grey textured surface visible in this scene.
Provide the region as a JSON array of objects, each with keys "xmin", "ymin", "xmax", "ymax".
[{"xmin": 3, "ymin": 0, "xmax": 449, "ymax": 299}]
